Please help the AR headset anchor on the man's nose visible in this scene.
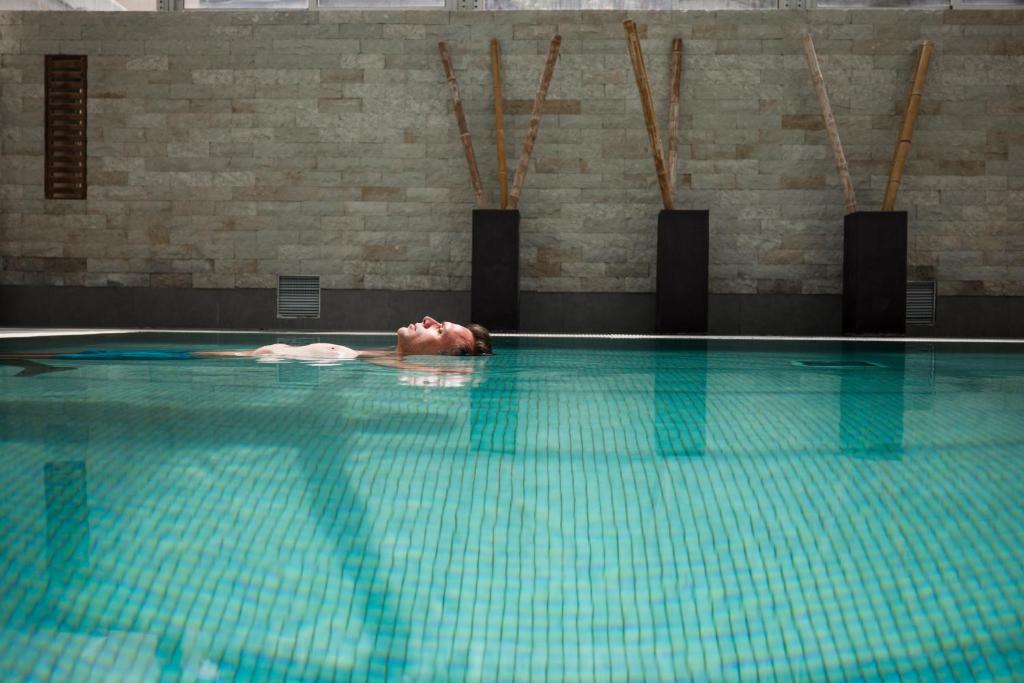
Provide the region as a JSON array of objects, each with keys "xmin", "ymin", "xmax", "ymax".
[{"xmin": 423, "ymin": 316, "xmax": 438, "ymax": 327}]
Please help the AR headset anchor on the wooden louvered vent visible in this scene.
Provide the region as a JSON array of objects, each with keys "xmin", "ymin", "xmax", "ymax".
[{"xmin": 45, "ymin": 55, "xmax": 87, "ymax": 200}]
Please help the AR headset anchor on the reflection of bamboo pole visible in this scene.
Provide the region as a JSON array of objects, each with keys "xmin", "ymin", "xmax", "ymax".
[
  {"xmin": 624, "ymin": 20, "xmax": 674, "ymax": 210},
  {"xmin": 439, "ymin": 41, "xmax": 487, "ymax": 209},
  {"xmin": 508, "ymin": 34, "xmax": 561, "ymax": 210},
  {"xmin": 802, "ymin": 33, "xmax": 857, "ymax": 214},
  {"xmin": 490, "ymin": 39, "xmax": 509, "ymax": 210},
  {"xmin": 667, "ymin": 37, "xmax": 683, "ymax": 199},
  {"xmin": 882, "ymin": 40, "xmax": 933, "ymax": 211}
]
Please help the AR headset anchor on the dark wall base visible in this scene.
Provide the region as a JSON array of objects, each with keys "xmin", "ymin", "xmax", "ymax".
[
  {"xmin": 930, "ymin": 296, "xmax": 1024, "ymax": 339},
  {"xmin": 1, "ymin": 286, "xmax": 1023, "ymax": 338},
  {"xmin": 0, "ymin": 286, "xmax": 469, "ymax": 332}
]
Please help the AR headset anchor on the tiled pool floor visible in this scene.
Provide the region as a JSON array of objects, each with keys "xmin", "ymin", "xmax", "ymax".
[{"xmin": 0, "ymin": 334, "xmax": 1022, "ymax": 681}]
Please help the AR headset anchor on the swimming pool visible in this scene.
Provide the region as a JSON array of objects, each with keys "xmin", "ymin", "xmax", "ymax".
[{"xmin": 1, "ymin": 333, "xmax": 1022, "ymax": 681}]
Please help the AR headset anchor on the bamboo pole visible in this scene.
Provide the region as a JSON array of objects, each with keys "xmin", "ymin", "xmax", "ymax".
[
  {"xmin": 882, "ymin": 39, "xmax": 933, "ymax": 211},
  {"xmin": 801, "ymin": 33, "xmax": 857, "ymax": 214},
  {"xmin": 438, "ymin": 41, "xmax": 487, "ymax": 209},
  {"xmin": 508, "ymin": 34, "xmax": 562, "ymax": 210},
  {"xmin": 490, "ymin": 39, "xmax": 509, "ymax": 210},
  {"xmin": 624, "ymin": 20, "xmax": 674, "ymax": 210},
  {"xmin": 667, "ymin": 37, "xmax": 683, "ymax": 199}
]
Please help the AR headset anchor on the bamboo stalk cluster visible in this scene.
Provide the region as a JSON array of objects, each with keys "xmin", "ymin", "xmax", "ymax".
[
  {"xmin": 440, "ymin": 29, "xmax": 934, "ymax": 217},
  {"xmin": 802, "ymin": 33, "xmax": 934, "ymax": 214},
  {"xmin": 623, "ymin": 20, "xmax": 684, "ymax": 211},
  {"xmin": 438, "ymin": 35, "xmax": 562, "ymax": 211}
]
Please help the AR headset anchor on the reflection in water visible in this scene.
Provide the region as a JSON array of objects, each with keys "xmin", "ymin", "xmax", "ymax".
[
  {"xmin": 655, "ymin": 344, "xmax": 707, "ymax": 457},
  {"xmin": 470, "ymin": 353, "xmax": 516, "ymax": 457},
  {"xmin": 276, "ymin": 360, "xmax": 321, "ymax": 386},
  {"xmin": 399, "ymin": 373, "xmax": 472, "ymax": 388},
  {"xmin": 22, "ymin": 383, "xmax": 426, "ymax": 679},
  {"xmin": 44, "ymin": 461, "xmax": 90, "ymax": 584},
  {"xmin": 904, "ymin": 344, "xmax": 936, "ymax": 413},
  {"xmin": 2, "ymin": 336, "xmax": 1022, "ymax": 680},
  {"xmin": 839, "ymin": 349, "xmax": 906, "ymax": 460}
]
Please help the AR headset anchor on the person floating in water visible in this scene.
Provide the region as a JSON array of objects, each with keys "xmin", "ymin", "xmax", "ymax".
[{"xmin": 0, "ymin": 316, "xmax": 492, "ymax": 377}]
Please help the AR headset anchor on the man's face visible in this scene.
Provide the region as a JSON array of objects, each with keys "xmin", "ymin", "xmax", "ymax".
[{"xmin": 396, "ymin": 316, "xmax": 475, "ymax": 356}]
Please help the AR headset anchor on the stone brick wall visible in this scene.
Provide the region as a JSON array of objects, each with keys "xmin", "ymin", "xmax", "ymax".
[{"xmin": 1, "ymin": 9, "xmax": 1022, "ymax": 297}]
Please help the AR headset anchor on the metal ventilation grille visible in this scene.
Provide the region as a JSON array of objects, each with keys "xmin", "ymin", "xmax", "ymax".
[
  {"xmin": 906, "ymin": 280, "xmax": 936, "ymax": 326},
  {"xmin": 45, "ymin": 55, "xmax": 87, "ymax": 200},
  {"xmin": 277, "ymin": 275, "xmax": 320, "ymax": 319}
]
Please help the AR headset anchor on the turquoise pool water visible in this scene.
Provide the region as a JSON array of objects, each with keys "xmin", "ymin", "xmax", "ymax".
[{"xmin": 0, "ymin": 334, "xmax": 1022, "ymax": 682}]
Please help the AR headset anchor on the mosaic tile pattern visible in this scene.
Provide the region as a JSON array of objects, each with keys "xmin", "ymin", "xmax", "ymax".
[{"xmin": 0, "ymin": 335, "xmax": 1023, "ymax": 682}]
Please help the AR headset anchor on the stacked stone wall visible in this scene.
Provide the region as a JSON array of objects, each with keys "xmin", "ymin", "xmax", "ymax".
[{"xmin": 1, "ymin": 9, "xmax": 1022, "ymax": 296}]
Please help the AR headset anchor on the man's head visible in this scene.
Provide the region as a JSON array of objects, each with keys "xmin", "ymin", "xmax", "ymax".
[{"xmin": 395, "ymin": 316, "xmax": 492, "ymax": 357}]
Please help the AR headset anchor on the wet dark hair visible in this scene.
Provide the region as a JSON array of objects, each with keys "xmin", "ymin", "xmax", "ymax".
[
  {"xmin": 468, "ymin": 323, "xmax": 492, "ymax": 356},
  {"xmin": 447, "ymin": 323, "xmax": 492, "ymax": 356},
  {"xmin": 430, "ymin": 321, "xmax": 492, "ymax": 357},
  {"xmin": 436, "ymin": 325, "xmax": 491, "ymax": 358}
]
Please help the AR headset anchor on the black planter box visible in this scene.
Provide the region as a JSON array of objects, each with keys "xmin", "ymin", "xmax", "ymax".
[
  {"xmin": 472, "ymin": 209, "xmax": 520, "ymax": 332},
  {"xmin": 656, "ymin": 209, "xmax": 709, "ymax": 334},
  {"xmin": 843, "ymin": 211, "xmax": 907, "ymax": 335}
]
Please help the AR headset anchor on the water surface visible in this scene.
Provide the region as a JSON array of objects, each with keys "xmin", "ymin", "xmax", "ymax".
[{"xmin": 1, "ymin": 334, "xmax": 1022, "ymax": 681}]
